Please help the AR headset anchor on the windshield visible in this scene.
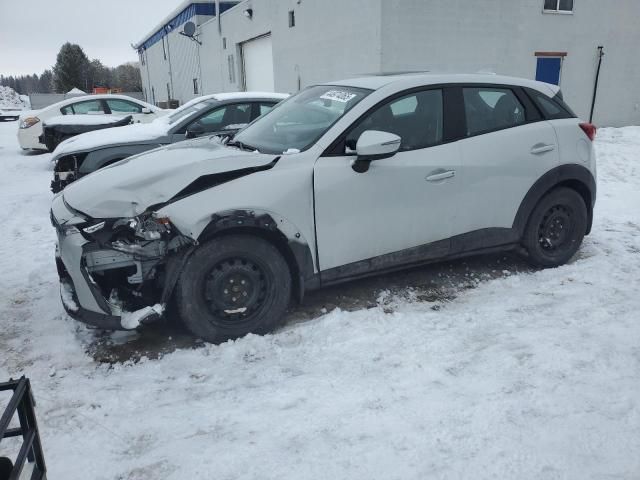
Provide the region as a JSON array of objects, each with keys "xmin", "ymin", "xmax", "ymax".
[
  {"xmin": 163, "ymin": 99, "xmax": 217, "ymax": 125},
  {"xmin": 233, "ymin": 85, "xmax": 370, "ymax": 154}
]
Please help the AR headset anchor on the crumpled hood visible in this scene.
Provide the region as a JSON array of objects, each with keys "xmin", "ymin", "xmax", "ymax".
[
  {"xmin": 63, "ymin": 137, "xmax": 276, "ymax": 219},
  {"xmin": 53, "ymin": 120, "xmax": 170, "ymax": 158}
]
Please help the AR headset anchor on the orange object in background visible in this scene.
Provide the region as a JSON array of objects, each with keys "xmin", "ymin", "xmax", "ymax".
[{"xmin": 92, "ymin": 87, "xmax": 124, "ymax": 94}]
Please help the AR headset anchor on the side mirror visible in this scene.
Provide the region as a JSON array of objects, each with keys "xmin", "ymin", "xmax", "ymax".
[
  {"xmin": 352, "ymin": 130, "xmax": 401, "ymax": 173},
  {"xmin": 141, "ymin": 107, "xmax": 152, "ymax": 114},
  {"xmin": 185, "ymin": 122, "xmax": 205, "ymax": 139}
]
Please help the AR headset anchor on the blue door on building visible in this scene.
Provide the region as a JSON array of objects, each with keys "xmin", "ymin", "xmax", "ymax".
[{"xmin": 536, "ymin": 57, "xmax": 562, "ymax": 85}]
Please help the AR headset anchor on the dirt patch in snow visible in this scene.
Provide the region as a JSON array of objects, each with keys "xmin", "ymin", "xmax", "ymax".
[{"xmin": 87, "ymin": 252, "xmax": 532, "ymax": 363}]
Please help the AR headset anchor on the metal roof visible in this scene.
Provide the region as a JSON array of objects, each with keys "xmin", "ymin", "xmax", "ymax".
[{"xmin": 133, "ymin": 1, "xmax": 238, "ymax": 52}]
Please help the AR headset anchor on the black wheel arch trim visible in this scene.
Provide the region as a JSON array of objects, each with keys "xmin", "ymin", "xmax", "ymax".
[
  {"xmin": 196, "ymin": 209, "xmax": 317, "ymax": 303},
  {"xmin": 513, "ymin": 164, "xmax": 596, "ymax": 237}
]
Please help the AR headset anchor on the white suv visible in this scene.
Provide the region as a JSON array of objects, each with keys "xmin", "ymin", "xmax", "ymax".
[{"xmin": 50, "ymin": 73, "xmax": 597, "ymax": 343}]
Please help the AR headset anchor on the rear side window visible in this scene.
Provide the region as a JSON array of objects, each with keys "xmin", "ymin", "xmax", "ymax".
[
  {"xmin": 527, "ymin": 89, "xmax": 575, "ymax": 119},
  {"xmin": 71, "ymin": 100, "xmax": 105, "ymax": 115},
  {"xmin": 345, "ymin": 89, "xmax": 444, "ymax": 152},
  {"xmin": 463, "ymin": 88, "xmax": 525, "ymax": 136},
  {"xmin": 60, "ymin": 105, "xmax": 73, "ymax": 115}
]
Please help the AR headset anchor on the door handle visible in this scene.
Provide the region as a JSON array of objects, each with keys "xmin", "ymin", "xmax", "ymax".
[
  {"xmin": 426, "ymin": 170, "xmax": 456, "ymax": 182},
  {"xmin": 530, "ymin": 144, "xmax": 555, "ymax": 155}
]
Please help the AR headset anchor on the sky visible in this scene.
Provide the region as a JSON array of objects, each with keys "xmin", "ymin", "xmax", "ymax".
[{"xmin": 0, "ymin": 0, "xmax": 182, "ymax": 76}]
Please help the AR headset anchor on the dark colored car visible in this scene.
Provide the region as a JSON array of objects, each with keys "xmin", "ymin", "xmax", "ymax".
[{"xmin": 50, "ymin": 92, "xmax": 288, "ymax": 193}]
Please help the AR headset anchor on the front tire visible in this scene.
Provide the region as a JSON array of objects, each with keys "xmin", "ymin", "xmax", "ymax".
[
  {"xmin": 175, "ymin": 235, "xmax": 291, "ymax": 343},
  {"xmin": 522, "ymin": 187, "xmax": 588, "ymax": 268}
]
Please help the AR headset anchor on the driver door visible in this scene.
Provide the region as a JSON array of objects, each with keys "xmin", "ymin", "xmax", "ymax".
[{"xmin": 313, "ymin": 88, "xmax": 461, "ymax": 276}]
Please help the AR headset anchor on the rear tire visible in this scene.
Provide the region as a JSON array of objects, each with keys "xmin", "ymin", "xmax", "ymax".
[
  {"xmin": 522, "ymin": 187, "xmax": 588, "ymax": 268},
  {"xmin": 175, "ymin": 235, "xmax": 291, "ymax": 343}
]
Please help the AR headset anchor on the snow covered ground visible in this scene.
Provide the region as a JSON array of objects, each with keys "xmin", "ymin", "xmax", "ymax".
[{"xmin": 0, "ymin": 120, "xmax": 639, "ymax": 479}]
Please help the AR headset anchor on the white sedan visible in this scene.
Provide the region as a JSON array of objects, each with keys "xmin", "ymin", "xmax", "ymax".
[
  {"xmin": 17, "ymin": 94, "xmax": 165, "ymax": 151},
  {"xmin": 0, "ymin": 106, "xmax": 23, "ymax": 121}
]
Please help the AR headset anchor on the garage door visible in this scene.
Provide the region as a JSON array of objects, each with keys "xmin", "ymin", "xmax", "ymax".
[{"xmin": 242, "ymin": 35, "xmax": 275, "ymax": 92}]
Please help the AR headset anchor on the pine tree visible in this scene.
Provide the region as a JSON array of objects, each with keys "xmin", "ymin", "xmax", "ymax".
[{"xmin": 53, "ymin": 43, "xmax": 90, "ymax": 93}]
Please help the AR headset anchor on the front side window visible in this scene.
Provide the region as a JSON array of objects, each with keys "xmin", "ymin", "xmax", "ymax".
[
  {"xmin": 345, "ymin": 89, "xmax": 443, "ymax": 152},
  {"xmin": 166, "ymin": 99, "xmax": 215, "ymax": 126},
  {"xmin": 106, "ymin": 99, "xmax": 142, "ymax": 114},
  {"xmin": 543, "ymin": 0, "xmax": 574, "ymax": 12},
  {"xmin": 189, "ymin": 103, "xmax": 253, "ymax": 133},
  {"xmin": 233, "ymin": 85, "xmax": 370, "ymax": 154},
  {"xmin": 463, "ymin": 88, "xmax": 525, "ymax": 136},
  {"xmin": 60, "ymin": 105, "xmax": 73, "ymax": 115},
  {"xmin": 71, "ymin": 100, "xmax": 105, "ymax": 115}
]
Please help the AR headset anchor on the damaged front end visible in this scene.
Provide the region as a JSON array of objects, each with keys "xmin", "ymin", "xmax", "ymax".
[
  {"xmin": 53, "ymin": 204, "xmax": 194, "ymax": 330},
  {"xmin": 51, "ymin": 153, "xmax": 87, "ymax": 194}
]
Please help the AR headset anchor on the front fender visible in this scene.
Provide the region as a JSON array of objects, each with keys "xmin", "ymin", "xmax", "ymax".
[{"xmin": 183, "ymin": 209, "xmax": 318, "ymax": 299}]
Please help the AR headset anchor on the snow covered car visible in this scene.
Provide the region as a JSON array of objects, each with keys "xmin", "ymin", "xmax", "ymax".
[
  {"xmin": 17, "ymin": 94, "xmax": 164, "ymax": 151},
  {"xmin": 50, "ymin": 92, "xmax": 288, "ymax": 193},
  {"xmin": 0, "ymin": 106, "xmax": 23, "ymax": 121},
  {"xmin": 50, "ymin": 73, "xmax": 597, "ymax": 343},
  {"xmin": 42, "ymin": 114, "xmax": 133, "ymax": 152}
]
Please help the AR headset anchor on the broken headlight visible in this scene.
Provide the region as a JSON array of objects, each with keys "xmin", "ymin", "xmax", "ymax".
[{"xmin": 113, "ymin": 214, "xmax": 172, "ymax": 241}]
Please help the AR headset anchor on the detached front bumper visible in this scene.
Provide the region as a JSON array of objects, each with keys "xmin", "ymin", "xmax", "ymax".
[{"xmin": 51, "ymin": 195, "xmax": 172, "ymax": 330}]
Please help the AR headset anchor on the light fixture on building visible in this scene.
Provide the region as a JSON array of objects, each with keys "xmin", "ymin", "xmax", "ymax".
[{"xmin": 243, "ymin": 8, "xmax": 253, "ymax": 19}]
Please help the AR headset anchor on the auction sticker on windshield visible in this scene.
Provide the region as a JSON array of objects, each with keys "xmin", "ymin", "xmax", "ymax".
[{"xmin": 320, "ymin": 90, "xmax": 358, "ymax": 103}]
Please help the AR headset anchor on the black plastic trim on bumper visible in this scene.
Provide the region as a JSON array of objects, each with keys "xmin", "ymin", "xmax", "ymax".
[{"xmin": 62, "ymin": 299, "xmax": 125, "ymax": 331}]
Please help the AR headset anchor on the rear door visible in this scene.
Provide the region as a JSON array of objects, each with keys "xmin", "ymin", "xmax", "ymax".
[{"xmin": 454, "ymin": 85, "xmax": 560, "ymax": 239}]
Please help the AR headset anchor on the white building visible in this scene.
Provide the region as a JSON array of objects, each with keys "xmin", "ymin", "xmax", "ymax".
[{"xmin": 134, "ymin": 0, "xmax": 640, "ymax": 127}]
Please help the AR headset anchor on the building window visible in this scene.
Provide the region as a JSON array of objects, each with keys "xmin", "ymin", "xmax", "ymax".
[
  {"xmin": 223, "ymin": 37, "xmax": 227, "ymax": 49},
  {"xmin": 288, "ymin": 10, "xmax": 295, "ymax": 28},
  {"xmin": 167, "ymin": 83, "xmax": 171, "ymax": 101},
  {"xmin": 228, "ymin": 54, "xmax": 236, "ymax": 83},
  {"xmin": 543, "ymin": 0, "xmax": 574, "ymax": 13},
  {"xmin": 152, "ymin": 86, "xmax": 156, "ymax": 105},
  {"xmin": 162, "ymin": 37, "xmax": 167, "ymax": 60},
  {"xmin": 193, "ymin": 78, "xmax": 199, "ymax": 95}
]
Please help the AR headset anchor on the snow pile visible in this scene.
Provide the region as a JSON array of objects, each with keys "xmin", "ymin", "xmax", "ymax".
[
  {"xmin": 0, "ymin": 85, "xmax": 26, "ymax": 109},
  {"xmin": 52, "ymin": 121, "xmax": 170, "ymax": 157},
  {"xmin": 0, "ymin": 123, "xmax": 639, "ymax": 479}
]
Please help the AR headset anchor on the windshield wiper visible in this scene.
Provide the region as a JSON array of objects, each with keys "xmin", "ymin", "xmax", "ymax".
[{"xmin": 226, "ymin": 140, "xmax": 257, "ymax": 152}]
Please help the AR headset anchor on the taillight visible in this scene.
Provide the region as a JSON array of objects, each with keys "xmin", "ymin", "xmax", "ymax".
[{"xmin": 579, "ymin": 122, "xmax": 597, "ymax": 141}]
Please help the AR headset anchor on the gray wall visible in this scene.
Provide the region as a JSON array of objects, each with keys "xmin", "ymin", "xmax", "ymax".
[
  {"xmin": 139, "ymin": 0, "xmax": 640, "ymax": 126},
  {"xmin": 29, "ymin": 92, "xmax": 145, "ymax": 110},
  {"xmin": 197, "ymin": 0, "xmax": 382, "ymax": 95},
  {"xmin": 380, "ymin": 0, "xmax": 640, "ymax": 127}
]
